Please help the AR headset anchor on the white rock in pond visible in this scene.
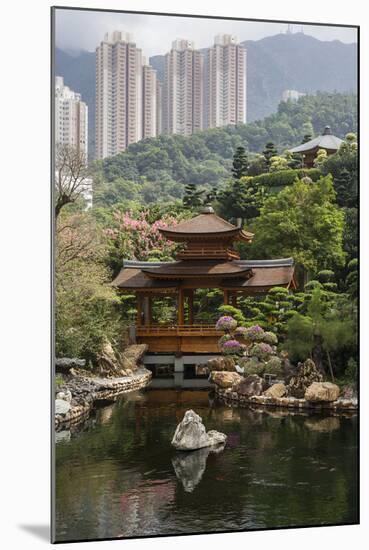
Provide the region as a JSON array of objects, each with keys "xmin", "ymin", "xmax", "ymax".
[
  {"xmin": 55, "ymin": 399, "xmax": 71, "ymax": 415},
  {"xmin": 171, "ymin": 409, "xmax": 227, "ymax": 451}
]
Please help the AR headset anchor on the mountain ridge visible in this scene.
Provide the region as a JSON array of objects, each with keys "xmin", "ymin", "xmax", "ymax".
[{"xmin": 55, "ymin": 32, "xmax": 357, "ymax": 158}]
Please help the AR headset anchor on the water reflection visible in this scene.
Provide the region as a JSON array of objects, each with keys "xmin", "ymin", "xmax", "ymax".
[
  {"xmin": 172, "ymin": 443, "xmax": 226, "ymax": 493},
  {"xmin": 55, "ymin": 388, "xmax": 358, "ymax": 542}
]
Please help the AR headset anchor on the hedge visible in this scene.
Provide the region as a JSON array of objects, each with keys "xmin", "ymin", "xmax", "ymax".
[{"xmin": 240, "ymin": 168, "xmax": 321, "ymax": 189}]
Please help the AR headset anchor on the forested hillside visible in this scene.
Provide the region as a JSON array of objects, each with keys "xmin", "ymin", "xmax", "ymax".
[{"xmin": 92, "ymin": 92, "xmax": 357, "ymax": 205}]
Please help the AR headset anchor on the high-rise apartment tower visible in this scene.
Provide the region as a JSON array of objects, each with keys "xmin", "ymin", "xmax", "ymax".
[
  {"xmin": 163, "ymin": 39, "xmax": 204, "ymax": 136},
  {"xmin": 205, "ymin": 34, "xmax": 246, "ymax": 129},
  {"xmin": 55, "ymin": 76, "xmax": 88, "ymax": 158},
  {"xmin": 95, "ymin": 31, "xmax": 158, "ymax": 160}
]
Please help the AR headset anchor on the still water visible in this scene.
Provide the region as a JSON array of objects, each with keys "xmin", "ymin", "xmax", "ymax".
[{"xmin": 55, "ymin": 388, "xmax": 358, "ymax": 542}]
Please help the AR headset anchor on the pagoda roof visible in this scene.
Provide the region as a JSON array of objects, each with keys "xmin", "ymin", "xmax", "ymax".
[
  {"xmin": 112, "ymin": 258, "xmax": 295, "ymax": 291},
  {"xmin": 141, "ymin": 260, "xmax": 252, "ymax": 279},
  {"xmin": 289, "ymin": 126, "xmax": 343, "ymax": 154},
  {"xmin": 160, "ymin": 208, "xmax": 253, "ymax": 242}
]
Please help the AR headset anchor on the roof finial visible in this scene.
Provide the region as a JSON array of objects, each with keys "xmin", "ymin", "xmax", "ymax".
[
  {"xmin": 201, "ymin": 205, "xmax": 215, "ymax": 214},
  {"xmin": 323, "ymin": 125, "xmax": 332, "ymax": 135}
]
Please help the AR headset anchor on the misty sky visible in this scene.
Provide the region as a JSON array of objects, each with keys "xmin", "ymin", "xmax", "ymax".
[{"xmin": 55, "ymin": 8, "xmax": 358, "ymax": 58}]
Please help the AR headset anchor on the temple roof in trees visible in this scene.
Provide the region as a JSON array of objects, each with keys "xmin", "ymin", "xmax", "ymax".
[
  {"xmin": 112, "ymin": 208, "xmax": 296, "ymax": 293},
  {"xmin": 289, "ymin": 126, "xmax": 343, "ymax": 154},
  {"xmin": 160, "ymin": 207, "xmax": 253, "ymax": 243},
  {"xmin": 112, "ymin": 258, "xmax": 296, "ymax": 292}
]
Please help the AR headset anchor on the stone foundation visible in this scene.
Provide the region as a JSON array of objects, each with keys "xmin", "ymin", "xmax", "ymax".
[
  {"xmin": 214, "ymin": 386, "xmax": 358, "ymax": 414},
  {"xmin": 55, "ymin": 367, "xmax": 152, "ymax": 430}
]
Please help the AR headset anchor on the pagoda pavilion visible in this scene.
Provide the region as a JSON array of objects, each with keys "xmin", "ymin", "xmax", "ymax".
[
  {"xmin": 289, "ymin": 126, "xmax": 343, "ymax": 168},
  {"xmin": 112, "ymin": 207, "xmax": 296, "ymax": 353}
]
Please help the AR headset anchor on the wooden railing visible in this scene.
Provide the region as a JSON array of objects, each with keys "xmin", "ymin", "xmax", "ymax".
[
  {"xmin": 177, "ymin": 247, "xmax": 239, "ymax": 259},
  {"xmin": 136, "ymin": 324, "xmax": 219, "ymax": 336}
]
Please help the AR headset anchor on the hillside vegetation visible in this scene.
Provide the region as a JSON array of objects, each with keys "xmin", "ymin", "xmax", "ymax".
[{"xmin": 92, "ymin": 92, "xmax": 357, "ymax": 205}]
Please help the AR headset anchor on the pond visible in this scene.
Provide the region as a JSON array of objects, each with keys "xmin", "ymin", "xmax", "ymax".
[{"xmin": 54, "ymin": 387, "xmax": 358, "ymax": 542}]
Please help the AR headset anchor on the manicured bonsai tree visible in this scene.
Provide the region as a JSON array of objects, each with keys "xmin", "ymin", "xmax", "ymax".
[{"xmin": 216, "ymin": 314, "xmax": 284, "ymax": 378}]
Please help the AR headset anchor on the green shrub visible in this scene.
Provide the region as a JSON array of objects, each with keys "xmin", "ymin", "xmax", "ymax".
[
  {"xmin": 264, "ymin": 356, "xmax": 283, "ymax": 376},
  {"xmin": 240, "ymin": 357, "xmax": 265, "ymax": 376},
  {"xmin": 249, "ymin": 168, "xmax": 321, "ymax": 189}
]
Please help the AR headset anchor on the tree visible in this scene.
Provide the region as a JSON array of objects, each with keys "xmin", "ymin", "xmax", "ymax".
[
  {"xmin": 269, "ymin": 155, "xmax": 289, "ymax": 172},
  {"xmin": 262, "ymin": 142, "xmax": 278, "ymax": 170},
  {"xmin": 55, "ymin": 212, "xmax": 121, "ymax": 361},
  {"xmin": 231, "ymin": 146, "xmax": 249, "ymax": 179},
  {"xmin": 217, "ymin": 176, "xmax": 266, "ymax": 225},
  {"xmin": 250, "ymin": 175, "xmax": 346, "ymax": 278},
  {"xmin": 333, "ymin": 168, "xmax": 352, "ymax": 207},
  {"xmin": 285, "ymin": 150, "xmax": 303, "ymax": 169},
  {"xmin": 247, "ymin": 154, "xmax": 268, "ymax": 176},
  {"xmin": 55, "ymin": 144, "xmax": 90, "ymax": 217},
  {"xmin": 104, "ymin": 210, "xmax": 180, "ymax": 273},
  {"xmin": 320, "ymin": 134, "xmax": 358, "ymax": 208},
  {"xmin": 284, "ymin": 286, "xmax": 357, "ymax": 378},
  {"xmin": 343, "ymin": 207, "xmax": 358, "ymax": 260},
  {"xmin": 313, "ymin": 148, "xmax": 328, "ymax": 168},
  {"xmin": 182, "ymin": 183, "xmax": 206, "ymax": 209}
]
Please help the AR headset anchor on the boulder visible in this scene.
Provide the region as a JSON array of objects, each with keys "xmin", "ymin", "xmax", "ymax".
[
  {"xmin": 264, "ymin": 383, "xmax": 287, "ymax": 399},
  {"xmin": 96, "ymin": 341, "xmax": 122, "ymax": 377},
  {"xmin": 206, "ymin": 356, "xmax": 235, "ymax": 372},
  {"xmin": 120, "ymin": 344, "xmax": 148, "ymax": 372},
  {"xmin": 235, "ymin": 374, "xmax": 264, "ymax": 397},
  {"xmin": 287, "ymin": 358, "xmax": 323, "ymax": 398},
  {"xmin": 55, "ymin": 399, "xmax": 71, "ymax": 415},
  {"xmin": 55, "ymin": 390, "xmax": 72, "ymax": 403},
  {"xmin": 55, "ymin": 358, "xmax": 86, "ymax": 374},
  {"xmin": 171, "ymin": 410, "xmax": 227, "ymax": 451},
  {"xmin": 210, "ymin": 371, "xmax": 243, "ymax": 389},
  {"xmin": 304, "ymin": 382, "xmax": 340, "ymax": 403}
]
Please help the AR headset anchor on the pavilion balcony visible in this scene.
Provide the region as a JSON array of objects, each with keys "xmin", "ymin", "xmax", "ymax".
[
  {"xmin": 136, "ymin": 324, "xmax": 219, "ymax": 337},
  {"xmin": 135, "ymin": 324, "xmax": 220, "ymax": 354}
]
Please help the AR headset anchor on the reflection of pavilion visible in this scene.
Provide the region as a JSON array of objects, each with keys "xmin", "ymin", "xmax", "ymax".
[{"xmin": 113, "ymin": 207, "xmax": 296, "ymax": 353}]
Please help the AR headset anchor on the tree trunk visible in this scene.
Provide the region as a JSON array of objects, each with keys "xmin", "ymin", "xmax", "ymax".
[
  {"xmin": 326, "ymin": 349, "xmax": 335, "ymax": 382},
  {"xmin": 312, "ymin": 334, "xmax": 326, "ymax": 376}
]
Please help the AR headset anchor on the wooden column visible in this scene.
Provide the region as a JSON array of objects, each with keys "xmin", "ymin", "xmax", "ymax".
[
  {"xmin": 188, "ymin": 290, "xmax": 194, "ymax": 326},
  {"xmin": 178, "ymin": 288, "xmax": 185, "ymax": 326},
  {"xmin": 223, "ymin": 289, "xmax": 229, "ymax": 305},
  {"xmin": 148, "ymin": 296, "xmax": 153, "ymax": 325},
  {"xmin": 136, "ymin": 294, "xmax": 143, "ymax": 327},
  {"xmin": 231, "ymin": 293, "xmax": 237, "ymax": 307}
]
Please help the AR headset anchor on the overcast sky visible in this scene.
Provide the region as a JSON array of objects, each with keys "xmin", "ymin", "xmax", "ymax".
[{"xmin": 55, "ymin": 8, "xmax": 357, "ymax": 57}]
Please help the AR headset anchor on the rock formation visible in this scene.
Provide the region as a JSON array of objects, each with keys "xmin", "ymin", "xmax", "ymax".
[
  {"xmin": 304, "ymin": 381, "xmax": 340, "ymax": 402},
  {"xmin": 55, "ymin": 358, "xmax": 86, "ymax": 374},
  {"xmin": 264, "ymin": 382, "xmax": 287, "ymax": 399},
  {"xmin": 235, "ymin": 374, "xmax": 265, "ymax": 397},
  {"xmin": 96, "ymin": 342, "xmax": 148, "ymax": 378},
  {"xmin": 120, "ymin": 343, "xmax": 148, "ymax": 373},
  {"xmin": 206, "ymin": 356, "xmax": 236, "ymax": 372},
  {"xmin": 171, "ymin": 410, "xmax": 227, "ymax": 451},
  {"xmin": 287, "ymin": 358, "xmax": 323, "ymax": 398},
  {"xmin": 209, "ymin": 371, "xmax": 243, "ymax": 389}
]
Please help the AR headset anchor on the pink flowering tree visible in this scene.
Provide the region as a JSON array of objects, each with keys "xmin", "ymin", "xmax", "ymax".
[{"xmin": 105, "ymin": 210, "xmax": 181, "ymax": 269}]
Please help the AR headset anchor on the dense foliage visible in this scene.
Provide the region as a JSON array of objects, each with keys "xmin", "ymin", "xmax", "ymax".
[
  {"xmin": 248, "ymin": 175, "xmax": 346, "ymax": 275},
  {"xmin": 55, "ymin": 94, "xmax": 358, "ymax": 385},
  {"xmin": 91, "ymin": 92, "xmax": 357, "ymax": 205}
]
